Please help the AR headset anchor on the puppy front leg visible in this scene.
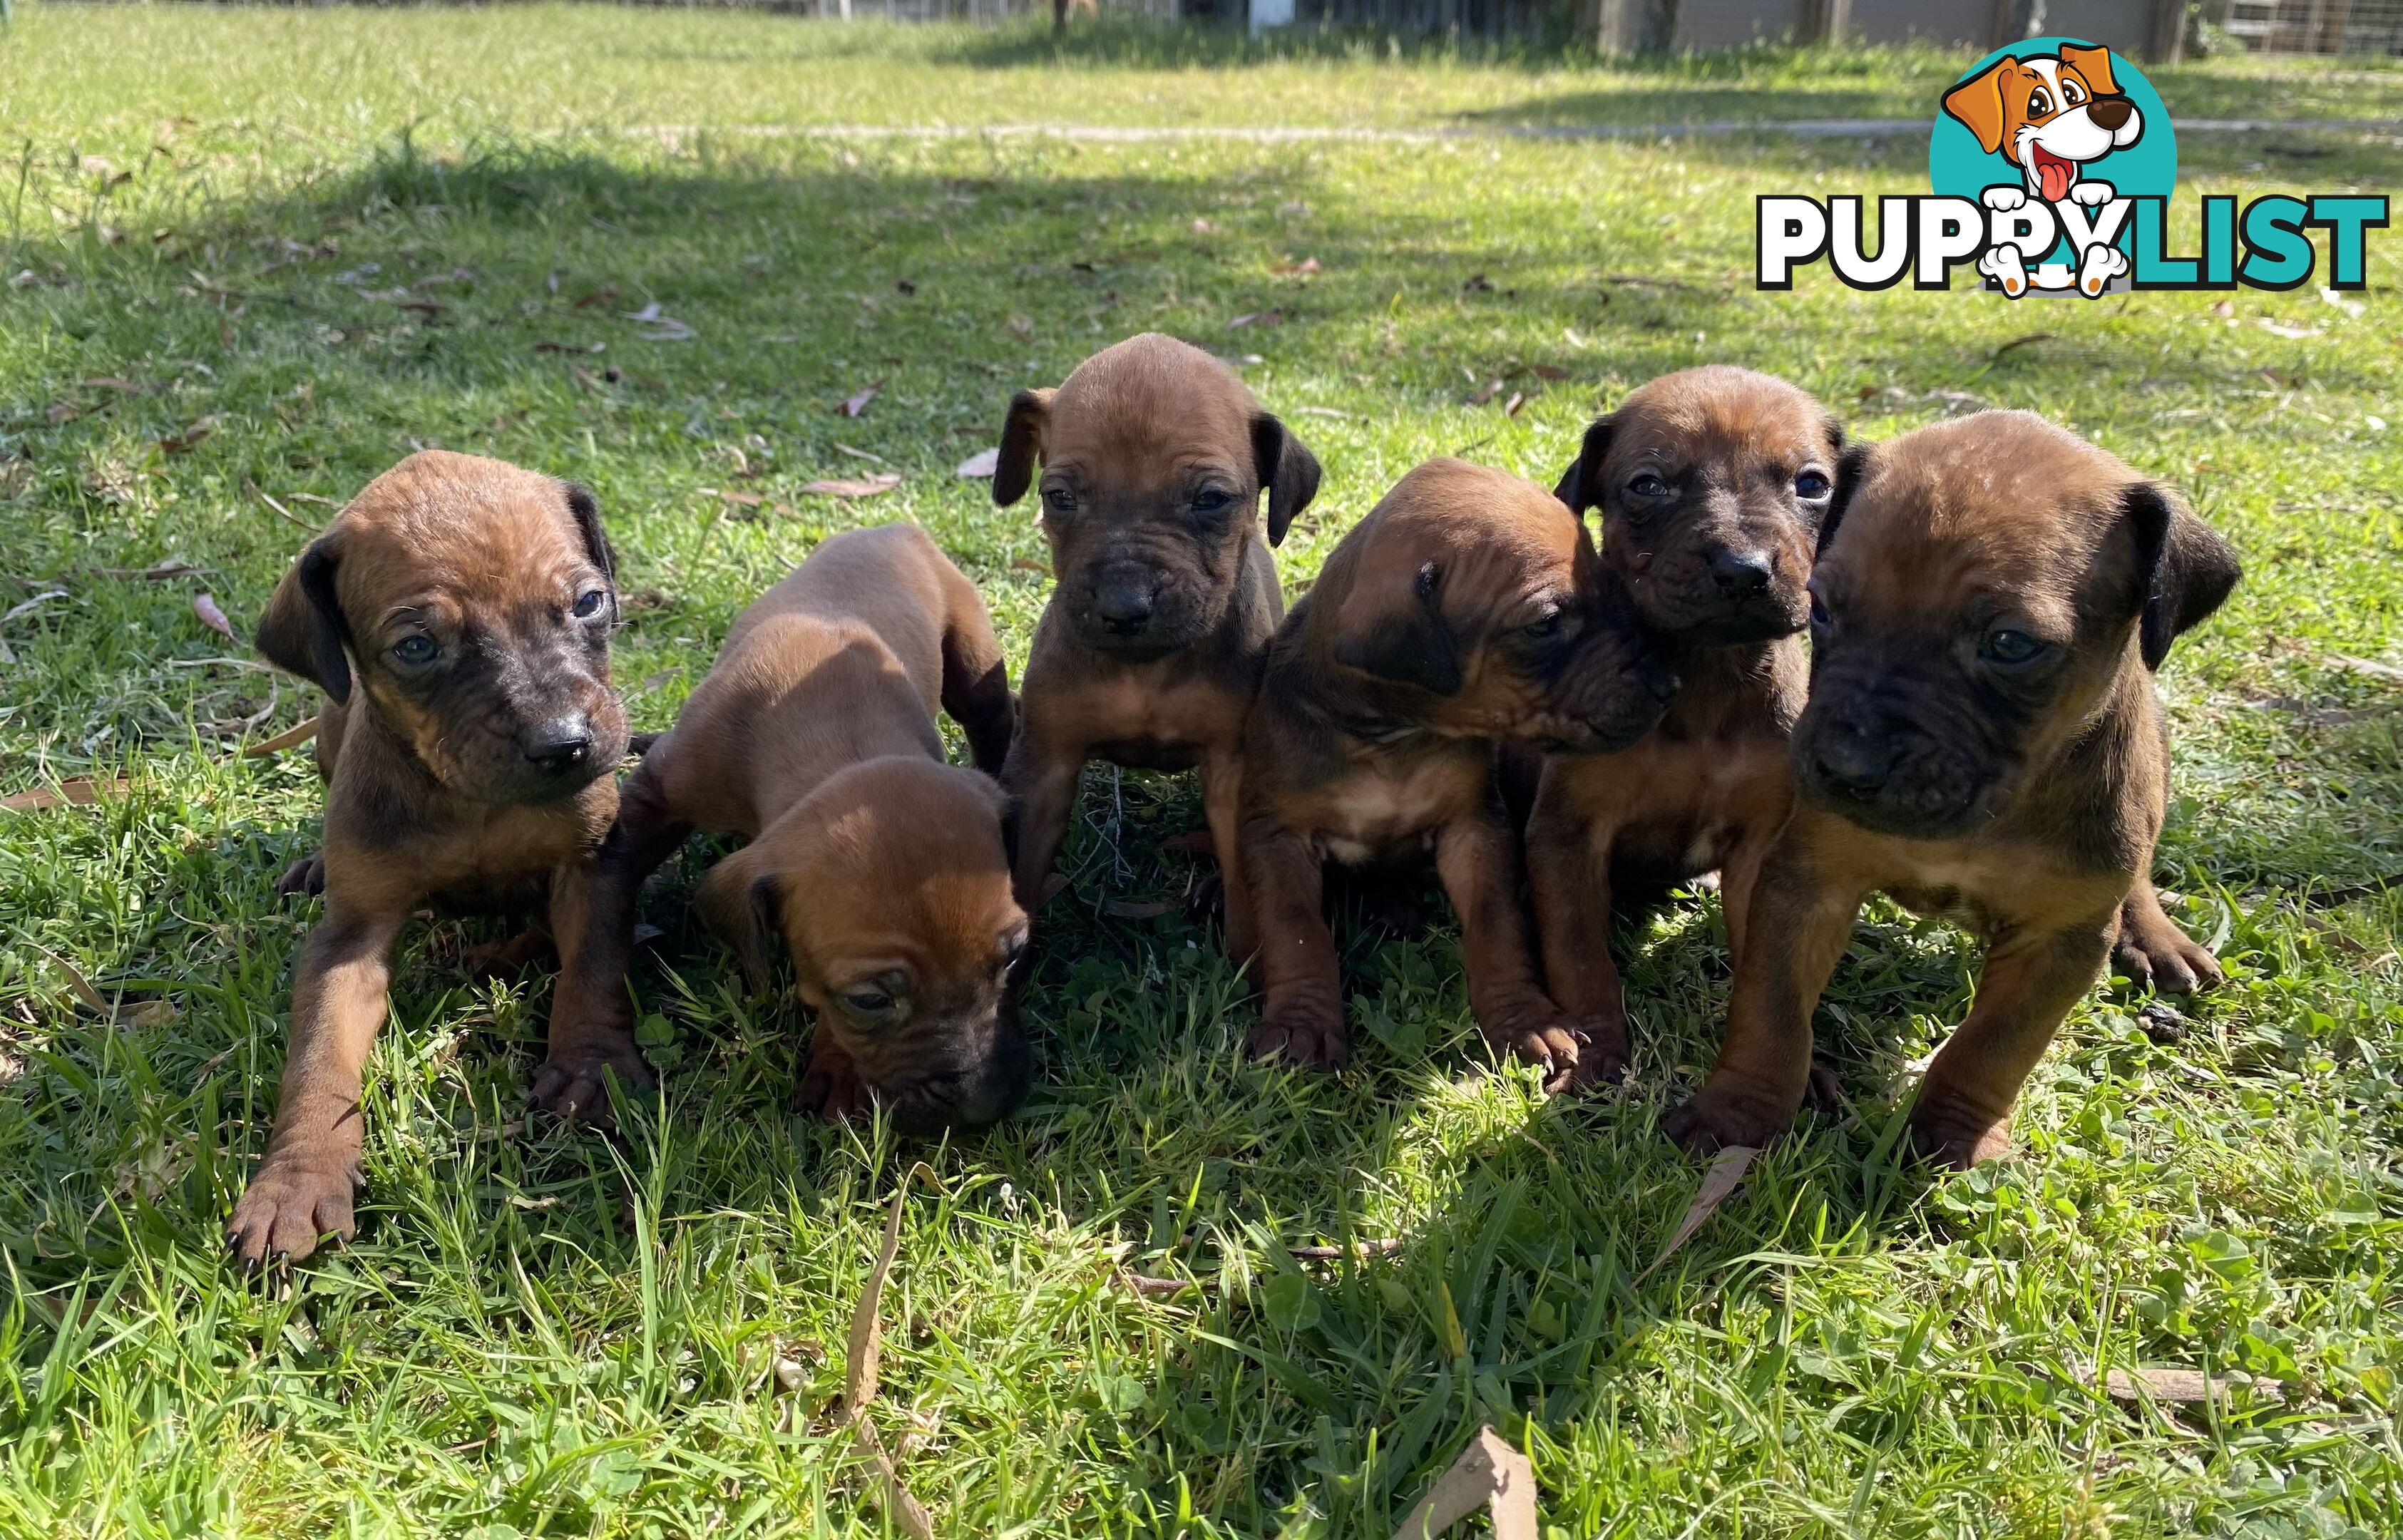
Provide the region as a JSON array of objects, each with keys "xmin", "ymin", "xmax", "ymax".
[
  {"xmin": 537, "ymin": 766, "xmax": 690, "ymax": 1124},
  {"xmin": 1202, "ymin": 749, "xmax": 1257, "ymax": 965},
  {"xmin": 1243, "ymin": 817, "xmax": 1345, "ymax": 1070},
  {"xmin": 227, "ymin": 901, "xmax": 406, "ymax": 1270},
  {"xmin": 1666, "ymin": 836, "xmax": 1865, "ymax": 1155},
  {"xmin": 2113, "ymin": 878, "xmax": 2221, "ymax": 995},
  {"xmin": 1437, "ymin": 807, "xmax": 1590, "ymax": 1092},
  {"xmin": 1525, "ymin": 764, "xmax": 1631, "ymax": 1088},
  {"xmin": 1912, "ymin": 907, "xmax": 2117, "ymax": 1168},
  {"xmin": 1002, "ymin": 727, "xmax": 1082, "ymax": 913},
  {"xmin": 938, "ymin": 581, "xmax": 1018, "ymax": 777}
]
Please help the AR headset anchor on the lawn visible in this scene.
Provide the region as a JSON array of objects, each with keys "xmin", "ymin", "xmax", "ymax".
[{"xmin": 1, "ymin": 6, "xmax": 2399, "ymax": 1536}]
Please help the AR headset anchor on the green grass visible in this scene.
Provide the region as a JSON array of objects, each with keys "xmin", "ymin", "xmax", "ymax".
[{"xmin": 2, "ymin": 6, "xmax": 2400, "ymax": 1536}]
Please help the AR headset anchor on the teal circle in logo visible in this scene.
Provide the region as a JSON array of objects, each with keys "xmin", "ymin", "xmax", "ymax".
[{"xmin": 1930, "ymin": 36, "xmax": 2177, "ymax": 262}]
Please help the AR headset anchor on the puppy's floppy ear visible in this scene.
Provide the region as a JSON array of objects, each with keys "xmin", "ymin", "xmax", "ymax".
[
  {"xmin": 563, "ymin": 482, "xmax": 616, "ymax": 589},
  {"xmin": 2059, "ymin": 43, "xmax": 2120, "ymax": 97},
  {"xmin": 1942, "ymin": 58, "xmax": 2014, "ymax": 155},
  {"xmin": 694, "ymin": 846, "xmax": 782, "ymax": 996},
  {"xmin": 1553, "ymin": 415, "xmax": 1613, "ymax": 515},
  {"xmin": 1332, "ymin": 558, "xmax": 1462, "ymax": 695},
  {"xmin": 2123, "ymin": 483, "xmax": 2241, "ymax": 671},
  {"xmin": 255, "ymin": 531, "xmax": 352, "ymax": 705},
  {"xmin": 1818, "ymin": 441, "xmax": 1873, "ymax": 559},
  {"xmin": 1251, "ymin": 413, "xmax": 1321, "ymax": 548},
  {"xmin": 992, "ymin": 387, "xmax": 1055, "ymax": 507}
]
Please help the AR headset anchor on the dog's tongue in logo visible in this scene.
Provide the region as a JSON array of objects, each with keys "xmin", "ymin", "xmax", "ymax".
[{"xmin": 2031, "ymin": 145, "xmax": 2076, "ymax": 202}]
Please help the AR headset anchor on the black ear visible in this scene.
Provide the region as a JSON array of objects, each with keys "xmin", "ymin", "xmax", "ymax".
[
  {"xmin": 1553, "ymin": 415, "xmax": 1614, "ymax": 515},
  {"xmin": 1251, "ymin": 413, "xmax": 1321, "ymax": 548},
  {"xmin": 564, "ymin": 482, "xmax": 615, "ymax": 589},
  {"xmin": 992, "ymin": 387, "xmax": 1055, "ymax": 507},
  {"xmin": 1332, "ymin": 560, "xmax": 1462, "ymax": 695},
  {"xmin": 1818, "ymin": 441, "xmax": 1873, "ymax": 560},
  {"xmin": 2125, "ymin": 483, "xmax": 2240, "ymax": 671},
  {"xmin": 255, "ymin": 535, "xmax": 352, "ymax": 705}
]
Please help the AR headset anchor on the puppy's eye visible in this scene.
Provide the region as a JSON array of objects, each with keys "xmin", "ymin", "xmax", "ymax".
[
  {"xmin": 1521, "ymin": 612, "xmax": 1562, "ymax": 641},
  {"xmin": 1192, "ymin": 488, "xmax": 1235, "ymax": 517},
  {"xmin": 1981, "ymin": 630, "xmax": 2048, "ymax": 666},
  {"xmin": 1808, "ymin": 594, "xmax": 1832, "ymax": 635},
  {"xmin": 1627, "ymin": 473, "xmax": 1671, "ymax": 499},
  {"xmin": 2061, "ymin": 78, "xmax": 2086, "ymax": 104},
  {"xmin": 572, "ymin": 588, "xmax": 608, "ymax": 620},
  {"xmin": 2028, "ymin": 88, "xmax": 2052, "ymax": 117},
  {"xmin": 392, "ymin": 635, "xmax": 439, "ymax": 667},
  {"xmin": 1042, "ymin": 487, "xmax": 1077, "ymax": 515},
  {"xmin": 841, "ymin": 988, "xmax": 898, "ymax": 1020},
  {"xmin": 1794, "ymin": 470, "xmax": 1832, "ymax": 500}
]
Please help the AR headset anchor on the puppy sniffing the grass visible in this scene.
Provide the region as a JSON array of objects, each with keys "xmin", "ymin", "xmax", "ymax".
[
  {"xmin": 543, "ymin": 525, "xmax": 1030, "ymax": 1134},
  {"xmin": 1668, "ymin": 413, "xmax": 2238, "ymax": 1166},
  {"xmin": 231, "ymin": 451, "xmax": 629, "ymax": 1269},
  {"xmin": 1526, "ymin": 366, "xmax": 1841, "ymax": 1091},
  {"xmin": 1239, "ymin": 458, "xmax": 1677, "ymax": 1079},
  {"xmin": 993, "ymin": 332, "xmax": 1319, "ymax": 960}
]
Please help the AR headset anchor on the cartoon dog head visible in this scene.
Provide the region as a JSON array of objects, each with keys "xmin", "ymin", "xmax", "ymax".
[{"xmin": 1942, "ymin": 44, "xmax": 2142, "ymax": 203}]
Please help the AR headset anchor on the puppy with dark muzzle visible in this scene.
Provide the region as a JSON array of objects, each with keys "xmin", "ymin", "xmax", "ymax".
[
  {"xmin": 542, "ymin": 525, "xmax": 1030, "ymax": 1134},
  {"xmin": 1239, "ymin": 458, "xmax": 1677, "ymax": 1078},
  {"xmin": 230, "ymin": 451, "xmax": 630, "ymax": 1268},
  {"xmin": 1667, "ymin": 412, "xmax": 2239, "ymax": 1166},
  {"xmin": 993, "ymin": 333, "xmax": 1319, "ymax": 960},
  {"xmin": 1525, "ymin": 367, "xmax": 1839, "ymax": 1092}
]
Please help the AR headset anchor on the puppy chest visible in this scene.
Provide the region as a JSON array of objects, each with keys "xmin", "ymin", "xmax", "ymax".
[
  {"xmin": 1071, "ymin": 677, "xmax": 1239, "ymax": 764},
  {"xmin": 1311, "ymin": 770, "xmax": 1462, "ymax": 864}
]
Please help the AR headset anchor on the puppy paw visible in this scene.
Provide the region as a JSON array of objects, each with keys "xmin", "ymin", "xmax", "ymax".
[
  {"xmin": 2069, "ymin": 180, "xmax": 2116, "ymax": 207},
  {"xmin": 2077, "ymin": 242, "xmax": 2130, "ymax": 297},
  {"xmin": 1907, "ymin": 1099, "xmax": 2014, "ymax": 1169},
  {"xmin": 799, "ymin": 1036, "xmax": 873, "ymax": 1121},
  {"xmin": 531, "ymin": 1036, "xmax": 653, "ymax": 1126},
  {"xmin": 277, "ymin": 853, "xmax": 326, "ymax": 898},
  {"xmin": 2114, "ymin": 915, "xmax": 2222, "ymax": 995},
  {"xmin": 1981, "ymin": 184, "xmax": 2027, "ymax": 212},
  {"xmin": 227, "ymin": 1156, "xmax": 359, "ymax": 1271},
  {"xmin": 1661, "ymin": 1082, "xmax": 1797, "ymax": 1156},
  {"xmin": 1488, "ymin": 1007, "xmax": 1627, "ymax": 1094},
  {"xmin": 1977, "ymin": 244, "xmax": 2029, "ymax": 298},
  {"xmin": 1247, "ymin": 1008, "xmax": 1347, "ymax": 1073}
]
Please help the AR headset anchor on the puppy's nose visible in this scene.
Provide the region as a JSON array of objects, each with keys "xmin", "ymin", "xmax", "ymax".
[
  {"xmin": 1813, "ymin": 719, "xmax": 1895, "ymax": 794},
  {"xmin": 1709, "ymin": 549, "xmax": 1775, "ymax": 598},
  {"xmin": 1092, "ymin": 580, "xmax": 1156, "ymax": 635},
  {"xmin": 2089, "ymin": 98, "xmax": 2133, "ymax": 131},
  {"xmin": 519, "ymin": 717, "xmax": 594, "ymax": 773}
]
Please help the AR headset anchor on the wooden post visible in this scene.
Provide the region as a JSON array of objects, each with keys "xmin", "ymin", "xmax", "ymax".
[
  {"xmin": 1811, "ymin": 0, "xmax": 1853, "ymax": 44},
  {"xmin": 2146, "ymin": 0, "xmax": 2189, "ymax": 61}
]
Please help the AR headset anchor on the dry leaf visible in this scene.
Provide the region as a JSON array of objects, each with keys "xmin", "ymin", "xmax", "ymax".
[
  {"xmin": 1503, "ymin": 391, "xmax": 1527, "ymax": 418},
  {"xmin": 716, "ymin": 489, "xmax": 764, "ymax": 508},
  {"xmin": 119, "ymin": 999, "xmax": 179, "ymax": 1029},
  {"xmin": 240, "ymin": 717, "xmax": 319, "ymax": 759},
  {"xmin": 1229, "ymin": 309, "xmax": 1282, "ymax": 329},
  {"xmin": 1271, "ymin": 257, "xmax": 1323, "ymax": 276},
  {"xmin": 1636, "ymin": 1144, "xmax": 1759, "ymax": 1283},
  {"xmin": 41, "ymin": 950, "xmax": 110, "ymax": 1015},
  {"xmin": 193, "ymin": 592, "xmax": 235, "ymax": 638},
  {"xmin": 2209, "ymin": 299, "xmax": 2235, "ymax": 318},
  {"xmin": 2081, "ymin": 1363, "xmax": 2287, "ymax": 1405},
  {"xmin": 838, "ymin": 1166, "xmax": 936, "ymax": 1540},
  {"xmin": 2328, "ymin": 654, "xmax": 2403, "ymax": 682},
  {"xmin": 801, "ymin": 474, "xmax": 900, "ymax": 499},
  {"xmin": 158, "ymin": 416, "xmax": 221, "ymax": 454},
  {"xmin": 1, "ymin": 776, "xmax": 132, "ymax": 812},
  {"xmin": 838, "ymin": 386, "xmax": 880, "ymax": 419},
  {"xmin": 1468, "ymin": 379, "xmax": 1505, "ymax": 406},
  {"xmin": 2, "ymin": 590, "xmax": 66, "ymax": 624},
  {"xmin": 534, "ymin": 341, "xmax": 606, "ymax": 355},
  {"xmin": 1191, "ymin": 218, "xmax": 1219, "ymax": 235},
  {"xmin": 1010, "ymin": 557, "xmax": 1048, "ymax": 575},
  {"xmin": 2256, "ymin": 319, "xmax": 2322, "ymax": 340},
  {"xmin": 1389, "ymin": 1426, "xmax": 1538, "ymax": 1540},
  {"xmin": 832, "ymin": 442, "xmax": 888, "ymax": 465},
  {"xmin": 956, "ymin": 447, "xmax": 1000, "ymax": 478}
]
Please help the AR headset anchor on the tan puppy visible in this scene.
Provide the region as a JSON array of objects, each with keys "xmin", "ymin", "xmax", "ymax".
[
  {"xmin": 993, "ymin": 333, "xmax": 1319, "ymax": 959},
  {"xmin": 231, "ymin": 451, "xmax": 629, "ymax": 1268},
  {"xmin": 1239, "ymin": 458, "xmax": 1677, "ymax": 1078},
  {"xmin": 1527, "ymin": 367, "xmax": 1840, "ymax": 1089},
  {"xmin": 543, "ymin": 525, "xmax": 1030, "ymax": 1132},
  {"xmin": 1668, "ymin": 412, "xmax": 2238, "ymax": 1166}
]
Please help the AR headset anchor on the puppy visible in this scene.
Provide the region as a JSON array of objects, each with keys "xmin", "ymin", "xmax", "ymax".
[
  {"xmin": 1527, "ymin": 367, "xmax": 1839, "ymax": 1090},
  {"xmin": 993, "ymin": 333, "xmax": 1319, "ymax": 960},
  {"xmin": 1667, "ymin": 412, "xmax": 2238, "ymax": 1167},
  {"xmin": 543, "ymin": 525, "xmax": 1030, "ymax": 1133},
  {"xmin": 1943, "ymin": 43, "xmax": 2146, "ymax": 297},
  {"xmin": 230, "ymin": 451, "xmax": 629, "ymax": 1268},
  {"xmin": 1239, "ymin": 458, "xmax": 1676, "ymax": 1079}
]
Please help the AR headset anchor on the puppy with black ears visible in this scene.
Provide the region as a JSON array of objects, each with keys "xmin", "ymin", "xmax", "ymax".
[{"xmin": 992, "ymin": 332, "xmax": 1320, "ymax": 961}]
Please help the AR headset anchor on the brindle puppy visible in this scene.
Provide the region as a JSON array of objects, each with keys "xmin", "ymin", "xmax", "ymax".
[
  {"xmin": 1240, "ymin": 458, "xmax": 1677, "ymax": 1079},
  {"xmin": 994, "ymin": 333, "xmax": 1318, "ymax": 960},
  {"xmin": 1667, "ymin": 412, "xmax": 2239, "ymax": 1166},
  {"xmin": 230, "ymin": 451, "xmax": 628, "ymax": 1268},
  {"xmin": 1527, "ymin": 366, "xmax": 1840, "ymax": 1090}
]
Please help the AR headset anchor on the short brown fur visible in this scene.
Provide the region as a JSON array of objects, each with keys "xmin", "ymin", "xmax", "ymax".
[
  {"xmin": 230, "ymin": 451, "xmax": 629, "ymax": 1268},
  {"xmin": 1669, "ymin": 412, "xmax": 2238, "ymax": 1166},
  {"xmin": 993, "ymin": 333, "xmax": 1318, "ymax": 959},
  {"xmin": 543, "ymin": 525, "xmax": 1030, "ymax": 1134},
  {"xmin": 1239, "ymin": 458, "xmax": 1675, "ymax": 1078}
]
